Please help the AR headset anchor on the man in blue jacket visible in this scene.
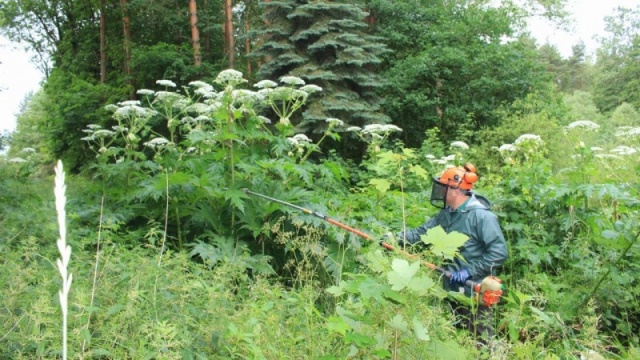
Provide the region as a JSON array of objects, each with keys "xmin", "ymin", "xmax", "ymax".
[{"xmin": 396, "ymin": 163, "xmax": 508, "ymax": 343}]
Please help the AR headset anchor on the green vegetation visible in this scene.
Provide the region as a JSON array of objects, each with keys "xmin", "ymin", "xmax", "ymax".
[{"xmin": 2, "ymin": 0, "xmax": 640, "ymax": 358}]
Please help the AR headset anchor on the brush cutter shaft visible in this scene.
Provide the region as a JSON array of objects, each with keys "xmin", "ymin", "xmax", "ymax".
[{"xmin": 239, "ymin": 187, "xmax": 503, "ymax": 306}]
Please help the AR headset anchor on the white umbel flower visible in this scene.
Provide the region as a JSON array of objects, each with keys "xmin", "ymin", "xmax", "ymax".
[
  {"xmin": 156, "ymin": 79, "xmax": 177, "ymax": 87},
  {"xmin": 566, "ymin": 120, "xmax": 600, "ymax": 130},
  {"xmin": 610, "ymin": 145, "xmax": 637, "ymax": 155},
  {"xmin": 280, "ymin": 76, "xmax": 305, "ymax": 86},
  {"xmin": 325, "ymin": 118, "xmax": 344, "ymax": 126},
  {"xmin": 450, "ymin": 141, "xmax": 469, "ymax": 150},
  {"xmin": 499, "ymin": 144, "xmax": 517, "ymax": 152},
  {"xmin": 514, "ymin": 134, "xmax": 542, "ymax": 145},
  {"xmin": 253, "ymin": 80, "xmax": 278, "ymax": 89}
]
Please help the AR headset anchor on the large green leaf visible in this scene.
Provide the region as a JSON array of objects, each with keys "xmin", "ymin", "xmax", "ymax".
[
  {"xmin": 369, "ymin": 178, "xmax": 391, "ymax": 194},
  {"xmin": 387, "ymin": 314, "xmax": 408, "ymax": 332},
  {"xmin": 365, "ymin": 249, "xmax": 390, "ymax": 273},
  {"xmin": 412, "ymin": 317, "xmax": 430, "ymax": 341},
  {"xmin": 420, "ymin": 226, "xmax": 468, "ymax": 260},
  {"xmin": 386, "ymin": 258, "xmax": 419, "ymax": 291}
]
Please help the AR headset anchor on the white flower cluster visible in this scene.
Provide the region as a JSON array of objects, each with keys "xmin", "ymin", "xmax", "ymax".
[
  {"xmin": 189, "ymin": 81, "xmax": 215, "ymax": 98},
  {"xmin": 300, "ymin": 84, "xmax": 322, "ymax": 94},
  {"xmin": 566, "ymin": 120, "xmax": 600, "ymax": 131},
  {"xmin": 104, "ymin": 104, "xmax": 119, "ymax": 112},
  {"xmin": 498, "ymin": 144, "xmax": 517, "ymax": 152},
  {"xmin": 81, "ymin": 125, "xmax": 117, "ymax": 141},
  {"xmin": 185, "ymin": 103, "xmax": 212, "ymax": 114},
  {"xmin": 118, "ymin": 100, "xmax": 141, "ymax": 107},
  {"xmin": 154, "ymin": 91, "xmax": 185, "ymax": 104},
  {"xmin": 514, "ymin": 134, "xmax": 542, "ymax": 145},
  {"xmin": 194, "ymin": 87, "xmax": 216, "ymax": 98},
  {"xmin": 427, "ymin": 154, "xmax": 456, "ymax": 166},
  {"xmin": 450, "ymin": 141, "xmax": 469, "ymax": 150},
  {"xmin": 325, "ymin": 118, "xmax": 344, "ymax": 127},
  {"xmin": 346, "ymin": 126, "xmax": 362, "ymax": 132},
  {"xmin": 610, "ymin": 145, "xmax": 637, "ymax": 156},
  {"xmin": 114, "ymin": 104, "xmax": 156, "ymax": 118},
  {"xmin": 143, "ymin": 137, "xmax": 173, "ymax": 149},
  {"xmin": 287, "ymin": 133, "xmax": 312, "ymax": 146},
  {"xmin": 361, "ymin": 124, "xmax": 402, "ymax": 134},
  {"xmin": 93, "ymin": 129, "xmax": 116, "ymax": 138},
  {"xmin": 594, "ymin": 153, "xmax": 620, "ymax": 159},
  {"xmin": 188, "ymin": 80, "xmax": 211, "ymax": 89},
  {"xmin": 232, "ymin": 89, "xmax": 259, "ymax": 103},
  {"xmin": 137, "ymin": 89, "xmax": 155, "ymax": 96},
  {"xmin": 615, "ymin": 126, "xmax": 640, "ymax": 137},
  {"xmin": 280, "ymin": 76, "xmax": 305, "ymax": 86},
  {"xmin": 254, "ymin": 80, "xmax": 278, "ymax": 89},
  {"xmin": 156, "ymin": 79, "xmax": 177, "ymax": 88},
  {"xmin": 257, "ymin": 116, "xmax": 272, "ymax": 124},
  {"xmin": 215, "ymin": 69, "xmax": 246, "ymax": 86}
]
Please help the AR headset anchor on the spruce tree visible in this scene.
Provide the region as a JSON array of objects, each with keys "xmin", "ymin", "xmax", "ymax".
[{"xmin": 252, "ymin": 0, "xmax": 390, "ymax": 134}]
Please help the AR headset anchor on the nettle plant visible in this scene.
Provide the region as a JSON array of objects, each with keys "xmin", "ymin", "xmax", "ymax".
[{"xmin": 80, "ymin": 70, "xmax": 348, "ymax": 251}]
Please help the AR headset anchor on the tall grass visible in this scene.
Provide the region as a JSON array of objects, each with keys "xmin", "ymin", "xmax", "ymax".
[{"xmin": 54, "ymin": 160, "xmax": 73, "ymax": 359}]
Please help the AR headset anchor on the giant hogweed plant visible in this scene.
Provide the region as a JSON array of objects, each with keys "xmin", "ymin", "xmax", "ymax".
[
  {"xmin": 80, "ymin": 70, "xmax": 350, "ymax": 252},
  {"xmin": 492, "ymin": 127, "xmax": 640, "ymax": 347}
]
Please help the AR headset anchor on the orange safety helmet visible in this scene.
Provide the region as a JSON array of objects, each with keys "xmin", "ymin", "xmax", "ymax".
[
  {"xmin": 436, "ymin": 163, "xmax": 478, "ymax": 191},
  {"xmin": 430, "ymin": 163, "xmax": 478, "ymax": 208}
]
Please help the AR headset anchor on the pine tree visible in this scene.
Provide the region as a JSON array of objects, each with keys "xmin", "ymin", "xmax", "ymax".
[{"xmin": 252, "ymin": 0, "xmax": 390, "ymax": 134}]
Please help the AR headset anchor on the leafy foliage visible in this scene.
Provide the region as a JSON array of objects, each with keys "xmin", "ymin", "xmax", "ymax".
[{"xmin": 371, "ymin": 0, "xmax": 552, "ymax": 147}]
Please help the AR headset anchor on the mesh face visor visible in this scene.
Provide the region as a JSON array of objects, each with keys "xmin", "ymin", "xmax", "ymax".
[{"xmin": 429, "ymin": 177, "xmax": 450, "ymax": 208}]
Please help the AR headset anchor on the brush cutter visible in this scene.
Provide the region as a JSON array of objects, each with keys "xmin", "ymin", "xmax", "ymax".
[{"xmin": 240, "ymin": 188, "xmax": 504, "ymax": 307}]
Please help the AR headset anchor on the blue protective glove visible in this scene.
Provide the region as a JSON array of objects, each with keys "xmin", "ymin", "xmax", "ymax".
[{"xmin": 450, "ymin": 269, "xmax": 471, "ymax": 285}]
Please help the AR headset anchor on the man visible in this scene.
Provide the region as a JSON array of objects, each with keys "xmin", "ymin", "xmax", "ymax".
[{"xmin": 395, "ymin": 163, "xmax": 508, "ymax": 342}]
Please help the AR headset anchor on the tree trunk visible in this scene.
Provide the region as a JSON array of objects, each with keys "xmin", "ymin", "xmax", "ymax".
[
  {"xmin": 120, "ymin": 0, "xmax": 134, "ymax": 98},
  {"xmin": 364, "ymin": 7, "xmax": 376, "ymax": 27},
  {"xmin": 244, "ymin": 9, "xmax": 251, "ymax": 77},
  {"xmin": 224, "ymin": 0, "xmax": 235, "ymax": 68},
  {"xmin": 204, "ymin": 0, "xmax": 211, "ymax": 59},
  {"xmin": 99, "ymin": 0, "xmax": 107, "ymax": 83},
  {"xmin": 189, "ymin": 0, "xmax": 202, "ymax": 67}
]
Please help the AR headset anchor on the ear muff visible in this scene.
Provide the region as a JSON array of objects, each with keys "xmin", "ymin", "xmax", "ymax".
[{"xmin": 461, "ymin": 163, "xmax": 478, "ymax": 189}]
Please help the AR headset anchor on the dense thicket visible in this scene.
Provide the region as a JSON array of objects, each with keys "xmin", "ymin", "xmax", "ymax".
[{"xmin": 2, "ymin": 0, "xmax": 640, "ymax": 358}]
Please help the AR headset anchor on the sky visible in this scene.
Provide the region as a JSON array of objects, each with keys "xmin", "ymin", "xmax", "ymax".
[{"xmin": 0, "ymin": 0, "xmax": 639, "ymax": 134}]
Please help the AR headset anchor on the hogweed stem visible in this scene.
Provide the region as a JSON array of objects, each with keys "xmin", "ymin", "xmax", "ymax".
[{"xmin": 54, "ymin": 160, "xmax": 73, "ymax": 359}]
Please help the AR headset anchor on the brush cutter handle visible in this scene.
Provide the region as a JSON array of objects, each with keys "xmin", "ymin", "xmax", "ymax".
[
  {"xmin": 326, "ymin": 218, "xmax": 374, "ymax": 240},
  {"xmin": 236, "ymin": 187, "xmax": 504, "ymax": 306}
]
